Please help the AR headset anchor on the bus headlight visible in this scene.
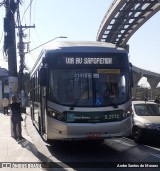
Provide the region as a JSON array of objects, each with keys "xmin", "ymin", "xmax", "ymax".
[
  {"xmin": 48, "ymin": 111, "xmax": 56, "ymax": 117},
  {"xmin": 48, "ymin": 111, "xmax": 65, "ymax": 121}
]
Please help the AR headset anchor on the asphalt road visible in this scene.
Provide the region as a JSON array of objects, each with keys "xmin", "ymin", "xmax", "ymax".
[
  {"xmin": 26, "ymin": 111, "xmax": 160, "ymax": 171},
  {"xmin": 46, "ymin": 138, "xmax": 160, "ymax": 170}
]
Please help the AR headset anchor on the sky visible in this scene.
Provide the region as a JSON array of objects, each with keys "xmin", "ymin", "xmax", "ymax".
[{"xmin": 0, "ymin": 0, "xmax": 160, "ymax": 81}]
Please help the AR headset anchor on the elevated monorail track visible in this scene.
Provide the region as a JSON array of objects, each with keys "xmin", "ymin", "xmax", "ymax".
[{"xmin": 97, "ymin": 0, "xmax": 160, "ymax": 48}]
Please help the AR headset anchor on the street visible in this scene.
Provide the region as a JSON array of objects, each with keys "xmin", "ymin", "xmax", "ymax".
[
  {"xmin": 23, "ymin": 109, "xmax": 160, "ymax": 170},
  {"xmin": 1, "ymin": 110, "xmax": 160, "ymax": 171},
  {"xmin": 29, "ymin": 122, "xmax": 160, "ymax": 171}
]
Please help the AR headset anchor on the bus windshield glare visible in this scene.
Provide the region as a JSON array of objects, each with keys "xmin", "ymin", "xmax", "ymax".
[{"xmin": 48, "ymin": 68, "xmax": 129, "ymax": 107}]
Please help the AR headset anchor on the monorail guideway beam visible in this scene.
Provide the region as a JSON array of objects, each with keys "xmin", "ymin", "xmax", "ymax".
[{"xmin": 97, "ymin": 0, "xmax": 160, "ymax": 48}]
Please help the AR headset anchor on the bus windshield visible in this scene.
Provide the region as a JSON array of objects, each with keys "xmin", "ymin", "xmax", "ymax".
[{"xmin": 48, "ymin": 68, "xmax": 129, "ymax": 107}]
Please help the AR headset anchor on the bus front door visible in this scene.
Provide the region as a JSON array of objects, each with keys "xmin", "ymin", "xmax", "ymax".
[{"xmin": 41, "ymin": 86, "xmax": 48, "ymax": 141}]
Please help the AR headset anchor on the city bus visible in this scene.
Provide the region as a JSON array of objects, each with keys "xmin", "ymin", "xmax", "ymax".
[{"xmin": 30, "ymin": 41, "xmax": 133, "ymax": 142}]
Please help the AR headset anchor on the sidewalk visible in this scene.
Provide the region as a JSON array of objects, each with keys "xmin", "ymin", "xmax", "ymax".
[
  {"xmin": 0, "ymin": 111, "xmax": 46, "ymax": 171},
  {"xmin": 0, "ymin": 108, "xmax": 73, "ymax": 171}
]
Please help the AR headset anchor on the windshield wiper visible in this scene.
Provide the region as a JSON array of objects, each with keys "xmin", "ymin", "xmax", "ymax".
[{"xmin": 69, "ymin": 86, "xmax": 88, "ymax": 110}]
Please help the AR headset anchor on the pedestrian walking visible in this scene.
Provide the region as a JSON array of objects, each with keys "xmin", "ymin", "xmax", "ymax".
[
  {"xmin": 2, "ymin": 97, "xmax": 9, "ymax": 115},
  {"xmin": 10, "ymin": 95, "xmax": 24, "ymax": 141}
]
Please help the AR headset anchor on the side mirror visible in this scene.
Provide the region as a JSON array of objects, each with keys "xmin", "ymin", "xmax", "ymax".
[
  {"xmin": 129, "ymin": 63, "xmax": 133, "ymax": 87},
  {"xmin": 40, "ymin": 67, "xmax": 47, "ymax": 86}
]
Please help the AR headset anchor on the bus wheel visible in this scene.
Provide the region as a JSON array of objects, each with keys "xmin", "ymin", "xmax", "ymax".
[
  {"xmin": 30, "ymin": 107, "xmax": 34, "ymax": 125},
  {"xmin": 41, "ymin": 120, "xmax": 48, "ymax": 142},
  {"xmin": 38, "ymin": 116, "xmax": 42, "ymax": 135}
]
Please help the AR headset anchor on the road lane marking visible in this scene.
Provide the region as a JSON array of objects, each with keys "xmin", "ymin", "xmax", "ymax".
[
  {"xmin": 144, "ymin": 145, "xmax": 160, "ymax": 152},
  {"xmin": 113, "ymin": 139, "xmax": 135, "ymax": 147},
  {"xmin": 150, "ymin": 153, "xmax": 160, "ymax": 159}
]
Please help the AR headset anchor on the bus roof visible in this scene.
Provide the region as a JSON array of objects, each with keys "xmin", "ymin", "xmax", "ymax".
[
  {"xmin": 30, "ymin": 41, "xmax": 128, "ymax": 74},
  {"xmin": 41, "ymin": 41, "xmax": 127, "ymax": 54}
]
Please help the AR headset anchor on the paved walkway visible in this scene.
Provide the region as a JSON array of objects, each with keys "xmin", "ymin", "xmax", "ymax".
[{"xmin": 0, "ymin": 111, "xmax": 46, "ymax": 171}]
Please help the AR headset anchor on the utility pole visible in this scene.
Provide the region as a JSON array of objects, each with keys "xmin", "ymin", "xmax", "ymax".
[
  {"xmin": 3, "ymin": 0, "xmax": 19, "ymax": 138},
  {"xmin": 3, "ymin": 0, "xmax": 18, "ymax": 99},
  {"xmin": 16, "ymin": 25, "xmax": 35, "ymax": 107}
]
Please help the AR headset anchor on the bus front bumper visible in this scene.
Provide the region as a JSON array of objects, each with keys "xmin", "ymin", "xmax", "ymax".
[{"xmin": 47, "ymin": 117, "xmax": 132, "ymax": 140}]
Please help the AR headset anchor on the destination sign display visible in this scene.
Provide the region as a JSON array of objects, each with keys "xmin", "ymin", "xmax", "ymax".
[
  {"xmin": 46, "ymin": 54, "xmax": 129, "ymax": 68},
  {"xmin": 65, "ymin": 57, "xmax": 112, "ymax": 65}
]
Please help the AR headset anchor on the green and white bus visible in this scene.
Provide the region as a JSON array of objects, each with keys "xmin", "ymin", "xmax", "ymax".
[{"xmin": 30, "ymin": 41, "xmax": 133, "ymax": 141}]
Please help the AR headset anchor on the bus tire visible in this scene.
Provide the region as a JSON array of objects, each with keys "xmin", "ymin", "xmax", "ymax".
[
  {"xmin": 41, "ymin": 111, "xmax": 48, "ymax": 142},
  {"xmin": 38, "ymin": 115, "xmax": 42, "ymax": 135}
]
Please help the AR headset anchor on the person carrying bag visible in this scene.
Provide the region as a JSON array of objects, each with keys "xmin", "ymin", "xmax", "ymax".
[{"xmin": 10, "ymin": 95, "xmax": 24, "ymax": 141}]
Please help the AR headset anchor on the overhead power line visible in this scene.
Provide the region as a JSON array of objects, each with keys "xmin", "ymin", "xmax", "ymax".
[{"xmin": 21, "ymin": 0, "xmax": 34, "ymax": 23}]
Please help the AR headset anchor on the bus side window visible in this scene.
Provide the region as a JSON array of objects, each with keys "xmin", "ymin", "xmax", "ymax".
[{"xmin": 40, "ymin": 67, "xmax": 47, "ymax": 86}]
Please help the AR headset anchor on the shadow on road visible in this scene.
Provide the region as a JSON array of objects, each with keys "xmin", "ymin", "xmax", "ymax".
[
  {"xmin": 44, "ymin": 138, "xmax": 160, "ymax": 171},
  {"xmin": 18, "ymin": 138, "xmax": 66, "ymax": 170}
]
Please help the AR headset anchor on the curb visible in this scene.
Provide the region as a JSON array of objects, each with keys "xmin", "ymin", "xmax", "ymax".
[
  {"xmin": 24, "ymin": 109, "xmax": 74, "ymax": 171},
  {"xmin": 24, "ymin": 112, "xmax": 52, "ymax": 161}
]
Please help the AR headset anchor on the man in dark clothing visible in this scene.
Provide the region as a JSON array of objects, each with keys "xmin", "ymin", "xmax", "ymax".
[{"xmin": 10, "ymin": 95, "xmax": 24, "ymax": 141}]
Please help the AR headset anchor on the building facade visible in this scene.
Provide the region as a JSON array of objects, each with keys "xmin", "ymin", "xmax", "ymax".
[{"xmin": 0, "ymin": 68, "xmax": 9, "ymax": 110}]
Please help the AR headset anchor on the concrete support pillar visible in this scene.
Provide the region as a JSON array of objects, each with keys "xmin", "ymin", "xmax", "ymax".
[
  {"xmin": 147, "ymin": 77, "xmax": 160, "ymax": 100},
  {"xmin": 132, "ymin": 71, "xmax": 142, "ymax": 98}
]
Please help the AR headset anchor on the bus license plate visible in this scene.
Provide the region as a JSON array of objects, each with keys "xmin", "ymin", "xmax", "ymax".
[{"xmin": 87, "ymin": 132, "xmax": 101, "ymax": 138}]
